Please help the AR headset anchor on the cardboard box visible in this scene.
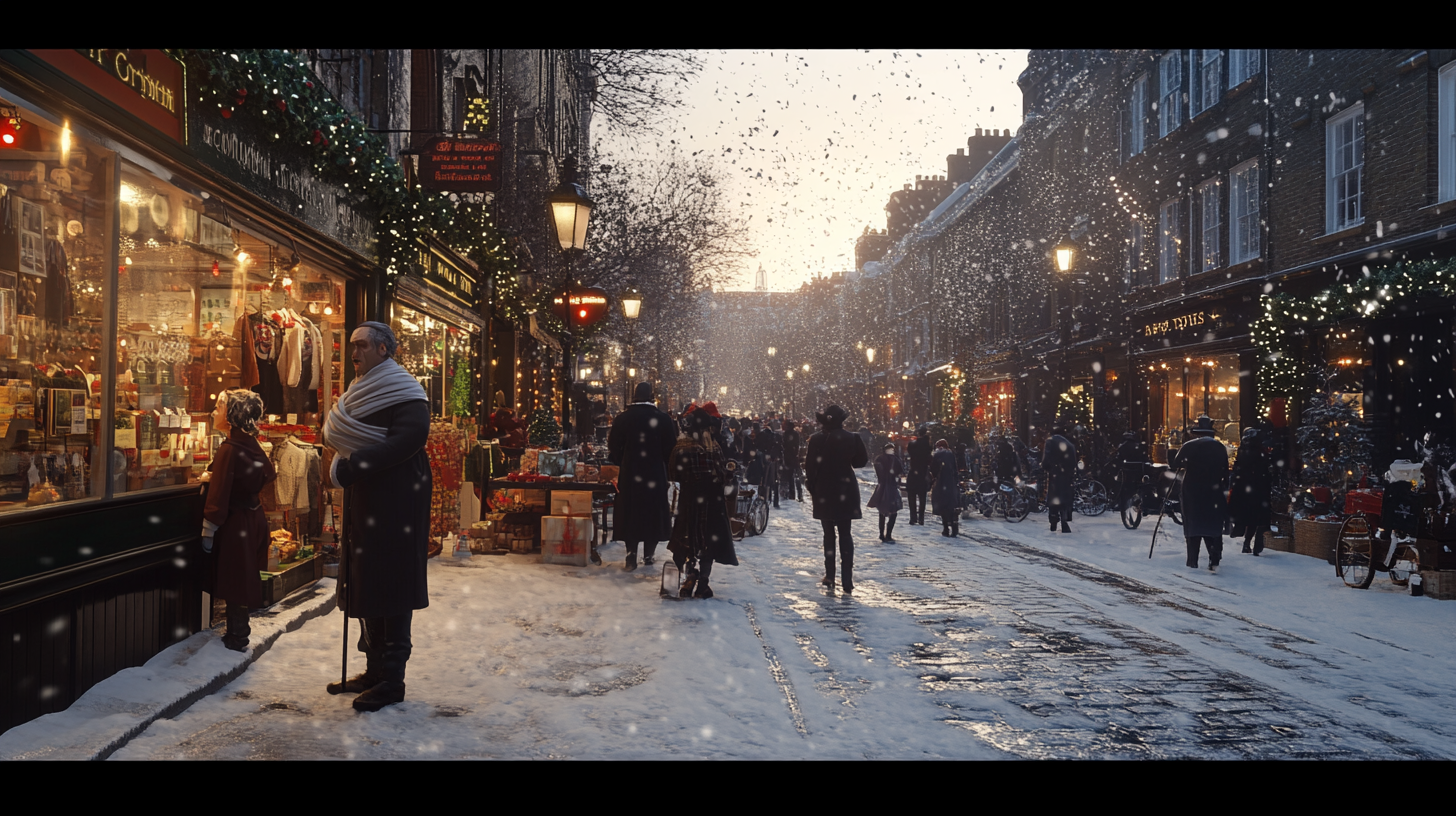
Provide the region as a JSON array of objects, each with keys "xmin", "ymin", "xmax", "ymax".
[
  {"xmin": 550, "ymin": 490, "xmax": 593, "ymax": 516},
  {"xmin": 540, "ymin": 515, "xmax": 592, "ymax": 566}
]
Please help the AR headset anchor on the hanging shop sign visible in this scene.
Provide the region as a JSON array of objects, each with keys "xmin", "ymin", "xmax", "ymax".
[
  {"xmin": 29, "ymin": 50, "xmax": 185, "ymax": 143},
  {"xmin": 414, "ymin": 237, "xmax": 478, "ymax": 308},
  {"xmin": 417, "ymin": 137, "xmax": 502, "ymax": 193},
  {"xmin": 187, "ymin": 103, "xmax": 377, "ymax": 259},
  {"xmin": 550, "ymin": 287, "xmax": 608, "ymax": 327}
]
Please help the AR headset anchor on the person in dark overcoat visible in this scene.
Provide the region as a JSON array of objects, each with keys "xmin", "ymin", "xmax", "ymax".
[
  {"xmin": 1228, "ymin": 427, "xmax": 1272, "ymax": 555},
  {"xmin": 869, "ymin": 442, "xmax": 904, "ymax": 541},
  {"xmin": 1041, "ymin": 426, "xmax": 1078, "ymax": 534},
  {"xmin": 992, "ymin": 434, "xmax": 1022, "ymax": 484},
  {"xmin": 324, "ymin": 322, "xmax": 431, "ymax": 712},
  {"xmin": 930, "ymin": 439, "xmax": 963, "ymax": 537},
  {"xmin": 201, "ymin": 389, "xmax": 276, "ymax": 652},
  {"xmin": 905, "ymin": 426, "xmax": 933, "ymax": 525},
  {"xmin": 805, "ymin": 404, "xmax": 869, "ymax": 591},
  {"xmin": 758, "ymin": 422, "xmax": 783, "ymax": 508},
  {"xmin": 608, "ymin": 382, "xmax": 678, "ymax": 571},
  {"xmin": 1114, "ymin": 431, "xmax": 1148, "ymax": 509},
  {"xmin": 1173, "ymin": 415, "xmax": 1230, "ymax": 573},
  {"xmin": 667, "ymin": 406, "xmax": 737, "ymax": 598},
  {"xmin": 781, "ymin": 419, "xmax": 804, "ymax": 502}
]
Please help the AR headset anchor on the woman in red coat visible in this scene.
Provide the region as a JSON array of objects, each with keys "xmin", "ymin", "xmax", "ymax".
[{"xmin": 201, "ymin": 389, "xmax": 276, "ymax": 651}]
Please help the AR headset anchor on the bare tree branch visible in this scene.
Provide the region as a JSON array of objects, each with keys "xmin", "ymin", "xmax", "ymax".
[{"xmin": 586, "ymin": 50, "xmax": 705, "ymax": 133}]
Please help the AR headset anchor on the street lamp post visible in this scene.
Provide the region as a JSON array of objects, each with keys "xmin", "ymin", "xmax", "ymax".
[
  {"xmin": 548, "ymin": 156, "xmax": 595, "ymax": 444},
  {"xmin": 621, "ymin": 288, "xmax": 642, "ymax": 409}
]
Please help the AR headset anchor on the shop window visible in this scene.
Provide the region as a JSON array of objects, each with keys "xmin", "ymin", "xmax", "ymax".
[
  {"xmin": 111, "ymin": 166, "xmax": 345, "ymax": 496},
  {"xmin": 389, "ymin": 304, "xmax": 479, "ymax": 420},
  {"xmin": 1, "ymin": 94, "xmax": 114, "ymax": 513},
  {"xmin": 1148, "ymin": 355, "xmax": 1242, "ymax": 462}
]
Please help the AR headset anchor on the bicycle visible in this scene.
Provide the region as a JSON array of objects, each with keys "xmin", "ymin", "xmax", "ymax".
[
  {"xmin": 1335, "ymin": 489, "xmax": 1421, "ymax": 590},
  {"xmin": 1073, "ymin": 473, "xmax": 1109, "ymax": 517},
  {"xmin": 1121, "ymin": 464, "xmax": 1182, "ymax": 530}
]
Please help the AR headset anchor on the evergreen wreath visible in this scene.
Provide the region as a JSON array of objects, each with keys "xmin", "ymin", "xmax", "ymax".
[{"xmin": 1253, "ymin": 256, "xmax": 1456, "ymax": 417}]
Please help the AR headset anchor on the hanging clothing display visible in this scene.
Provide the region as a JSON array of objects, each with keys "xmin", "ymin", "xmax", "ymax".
[{"xmin": 271, "ymin": 435, "xmax": 317, "ymax": 514}]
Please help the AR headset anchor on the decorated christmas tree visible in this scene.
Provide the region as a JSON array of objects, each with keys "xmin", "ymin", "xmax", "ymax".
[
  {"xmin": 526, "ymin": 405, "xmax": 562, "ymax": 448},
  {"xmin": 448, "ymin": 358, "xmax": 472, "ymax": 418},
  {"xmin": 1296, "ymin": 385, "xmax": 1372, "ymax": 496}
]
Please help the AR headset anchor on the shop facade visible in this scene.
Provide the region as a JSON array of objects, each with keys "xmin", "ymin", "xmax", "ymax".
[
  {"xmin": 1126, "ymin": 292, "xmax": 1259, "ymax": 465},
  {"xmin": 0, "ymin": 50, "xmax": 378, "ymax": 733}
]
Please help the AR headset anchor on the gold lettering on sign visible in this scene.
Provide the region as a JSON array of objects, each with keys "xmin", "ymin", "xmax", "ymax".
[
  {"xmin": 1143, "ymin": 310, "xmax": 1208, "ymax": 337},
  {"xmin": 81, "ymin": 49, "xmax": 176, "ymax": 114}
]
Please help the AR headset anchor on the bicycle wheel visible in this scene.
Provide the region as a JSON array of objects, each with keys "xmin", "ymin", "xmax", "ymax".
[
  {"xmin": 1076, "ymin": 480, "xmax": 1109, "ymax": 517},
  {"xmin": 1388, "ymin": 536, "xmax": 1419, "ymax": 587},
  {"xmin": 1121, "ymin": 492, "xmax": 1144, "ymax": 529},
  {"xmin": 748, "ymin": 497, "xmax": 769, "ymax": 537},
  {"xmin": 1005, "ymin": 488, "xmax": 1030, "ymax": 522},
  {"xmin": 1335, "ymin": 515, "xmax": 1376, "ymax": 589}
]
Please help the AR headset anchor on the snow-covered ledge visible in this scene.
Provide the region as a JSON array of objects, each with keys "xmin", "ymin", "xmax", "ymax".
[{"xmin": 0, "ymin": 579, "xmax": 337, "ymax": 760}]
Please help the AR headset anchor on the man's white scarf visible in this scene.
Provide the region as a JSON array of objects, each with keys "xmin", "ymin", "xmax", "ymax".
[{"xmin": 323, "ymin": 356, "xmax": 427, "ymax": 457}]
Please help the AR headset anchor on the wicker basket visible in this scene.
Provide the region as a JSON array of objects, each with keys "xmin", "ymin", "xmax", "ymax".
[
  {"xmin": 1293, "ymin": 518, "xmax": 1342, "ymax": 564},
  {"xmin": 1422, "ymin": 571, "xmax": 1456, "ymax": 601},
  {"xmin": 1265, "ymin": 535, "xmax": 1295, "ymax": 553}
]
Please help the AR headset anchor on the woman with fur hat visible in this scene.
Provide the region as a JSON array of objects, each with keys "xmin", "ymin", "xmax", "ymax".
[
  {"xmin": 805, "ymin": 404, "xmax": 869, "ymax": 591},
  {"xmin": 667, "ymin": 405, "xmax": 737, "ymax": 598},
  {"xmin": 200, "ymin": 389, "xmax": 276, "ymax": 651}
]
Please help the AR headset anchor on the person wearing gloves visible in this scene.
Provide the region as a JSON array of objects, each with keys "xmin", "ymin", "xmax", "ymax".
[
  {"xmin": 200, "ymin": 389, "xmax": 275, "ymax": 652},
  {"xmin": 322, "ymin": 321, "xmax": 430, "ymax": 712}
]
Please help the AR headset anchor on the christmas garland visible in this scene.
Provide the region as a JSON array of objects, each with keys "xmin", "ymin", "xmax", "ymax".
[
  {"xmin": 183, "ymin": 49, "xmax": 530, "ymax": 322},
  {"xmin": 1253, "ymin": 256, "xmax": 1456, "ymax": 416}
]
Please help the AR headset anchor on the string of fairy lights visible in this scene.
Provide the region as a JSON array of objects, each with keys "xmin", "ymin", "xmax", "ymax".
[
  {"xmin": 1252, "ymin": 256, "xmax": 1456, "ymax": 417},
  {"xmin": 184, "ymin": 49, "xmax": 532, "ymax": 323}
]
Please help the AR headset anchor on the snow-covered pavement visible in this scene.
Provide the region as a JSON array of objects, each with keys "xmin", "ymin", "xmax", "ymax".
[{"xmin": 13, "ymin": 468, "xmax": 1456, "ymax": 759}]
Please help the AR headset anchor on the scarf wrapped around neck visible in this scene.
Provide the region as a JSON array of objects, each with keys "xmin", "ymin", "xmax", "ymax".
[{"xmin": 322, "ymin": 357, "xmax": 428, "ymax": 457}]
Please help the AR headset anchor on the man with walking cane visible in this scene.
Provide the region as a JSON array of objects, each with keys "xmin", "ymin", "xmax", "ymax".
[
  {"xmin": 1173, "ymin": 415, "xmax": 1230, "ymax": 574},
  {"xmin": 323, "ymin": 322, "xmax": 430, "ymax": 712}
]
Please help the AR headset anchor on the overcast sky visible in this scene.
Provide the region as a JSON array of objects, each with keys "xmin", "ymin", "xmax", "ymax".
[{"xmin": 595, "ymin": 49, "xmax": 1030, "ymax": 292}]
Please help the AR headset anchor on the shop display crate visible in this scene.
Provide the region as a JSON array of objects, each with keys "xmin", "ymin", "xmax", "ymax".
[{"xmin": 260, "ymin": 553, "xmax": 323, "ymax": 607}]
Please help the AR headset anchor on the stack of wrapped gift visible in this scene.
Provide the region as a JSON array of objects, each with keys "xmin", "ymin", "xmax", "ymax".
[{"xmin": 541, "ymin": 490, "xmax": 594, "ymax": 566}]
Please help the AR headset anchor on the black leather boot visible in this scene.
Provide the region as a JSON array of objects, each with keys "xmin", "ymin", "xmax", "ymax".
[
  {"xmin": 884, "ymin": 516, "xmax": 896, "ymax": 542},
  {"xmin": 878, "ymin": 516, "xmax": 886, "ymax": 542},
  {"xmin": 354, "ymin": 614, "xmax": 410, "ymax": 712},
  {"xmin": 222, "ymin": 602, "xmax": 250, "ymax": 652}
]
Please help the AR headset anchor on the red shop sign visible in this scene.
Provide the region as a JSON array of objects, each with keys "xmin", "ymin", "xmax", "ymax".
[
  {"xmin": 417, "ymin": 137, "xmax": 502, "ymax": 193},
  {"xmin": 31, "ymin": 50, "xmax": 185, "ymax": 143}
]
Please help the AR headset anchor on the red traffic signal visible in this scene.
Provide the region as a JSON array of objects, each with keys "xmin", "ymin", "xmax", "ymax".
[{"xmin": 551, "ymin": 287, "xmax": 609, "ymax": 327}]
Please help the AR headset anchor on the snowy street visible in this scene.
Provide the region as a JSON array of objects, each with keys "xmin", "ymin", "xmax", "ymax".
[{"xmin": 87, "ymin": 470, "xmax": 1456, "ymax": 760}]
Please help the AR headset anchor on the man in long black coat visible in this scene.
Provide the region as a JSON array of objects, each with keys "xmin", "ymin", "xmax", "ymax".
[
  {"xmin": 608, "ymin": 382, "xmax": 678, "ymax": 571},
  {"xmin": 805, "ymin": 404, "xmax": 869, "ymax": 592},
  {"xmin": 325, "ymin": 322, "xmax": 431, "ymax": 713},
  {"xmin": 759, "ymin": 422, "xmax": 783, "ymax": 508},
  {"xmin": 781, "ymin": 419, "xmax": 804, "ymax": 502},
  {"xmin": 1041, "ymin": 426, "xmax": 1078, "ymax": 533},
  {"xmin": 905, "ymin": 426, "xmax": 933, "ymax": 525},
  {"xmin": 1173, "ymin": 415, "xmax": 1230, "ymax": 573}
]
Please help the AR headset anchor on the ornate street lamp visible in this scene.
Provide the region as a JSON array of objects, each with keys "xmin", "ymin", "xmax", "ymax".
[
  {"xmin": 621, "ymin": 288, "xmax": 642, "ymax": 408},
  {"xmin": 548, "ymin": 157, "xmax": 595, "ymax": 441},
  {"xmin": 1054, "ymin": 234, "xmax": 1078, "ymax": 274}
]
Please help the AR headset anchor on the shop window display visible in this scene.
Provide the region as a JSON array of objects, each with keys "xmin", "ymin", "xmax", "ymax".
[
  {"xmin": 0, "ymin": 94, "xmax": 113, "ymax": 512},
  {"xmin": 1149, "ymin": 355, "xmax": 1242, "ymax": 463},
  {"xmin": 111, "ymin": 166, "xmax": 345, "ymax": 495}
]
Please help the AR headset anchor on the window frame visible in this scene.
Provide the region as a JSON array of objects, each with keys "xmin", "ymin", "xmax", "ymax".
[
  {"xmin": 1190, "ymin": 50, "xmax": 1223, "ymax": 118},
  {"xmin": 1196, "ymin": 177, "xmax": 1222, "ymax": 273},
  {"xmin": 1440, "ymin": 61, "xmax": 1455, "ymax": 204},
  {"xmin": 1125, "ymin": 217, "xmax": 1144, "ymax": 291},
  {"xmin": 1229, "ymin": 159, "xmax": 1261, "ymax": 264},
  {"xmin": 1326, "ymin": 102, "xmax": 1365, "ymax": 233},
  {"xmin": 1127, "ymin": 73, "xmax": 1148, "ymax": 157},
  {"xmin": 1159, "ymin": 196, "xmax": 1182, "ymax": 284},
  {"xmin": 1159, "ymin": 51, "xmax": 1182, "ymax": 138},
  {"xmin": 1228, "ymin": 49, "xmax": 1261, "ymax": 88}
]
